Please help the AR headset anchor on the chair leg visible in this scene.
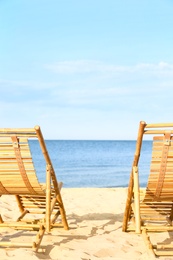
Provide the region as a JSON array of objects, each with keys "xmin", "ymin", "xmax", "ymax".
[
  {"xmin": 133, "ymin": 166, "xmax": 141, "ymax": 233},
  {"xmin": 51, "ymin": 210, "xmax": 60, "ymax": 224},
  {"xmin": 17, "ymin": 210, "xmax": 29, "ymax": 221},
  {"xmin": 32, "ymin": 225, "xmax": 45, "ymax": 252},
  {"xmin": 57, "ymin": 199, "xmax": 69, "ymax": 230},
  {"xmin": 142, "ymin": 229, "xmax": 156, "ymax": 259},
  {"xmin": 46, "ymin": 165, "xmax": 51, "ymax": 232}
]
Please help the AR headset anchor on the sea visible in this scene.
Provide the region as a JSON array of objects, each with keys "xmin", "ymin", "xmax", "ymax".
[{"xmin": 29, "ymin": 140, "xmax": 152, "ymax": 188}]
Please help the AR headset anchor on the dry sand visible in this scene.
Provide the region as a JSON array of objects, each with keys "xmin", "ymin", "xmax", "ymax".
[{"xmin": 0, "ymin": 188, "xmax": 172, "ymax": 260}]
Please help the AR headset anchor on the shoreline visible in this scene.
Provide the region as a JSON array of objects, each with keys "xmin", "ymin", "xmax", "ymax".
[{"xmin": 0, "ymin": 187, "xmax": 158, "ymax": 260}]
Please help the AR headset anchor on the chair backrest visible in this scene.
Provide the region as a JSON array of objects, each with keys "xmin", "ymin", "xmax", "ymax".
[
  {"xmin": 144, "ymin": 132, "xmax": 173, "ymax": 202},
  {"xmin": 0, "ymin": 127, "xmax": 48, "ymax": 195},
  {"xmin": 134, "ymin": 122, "xmax": 173, "ymax": 202}
]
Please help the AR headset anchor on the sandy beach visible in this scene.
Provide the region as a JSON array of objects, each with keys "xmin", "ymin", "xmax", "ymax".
[{"xmin": 0, "ymin": 187, "xmax": 172, "ymax": 260}]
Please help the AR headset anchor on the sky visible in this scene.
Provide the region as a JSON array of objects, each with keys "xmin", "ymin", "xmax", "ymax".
[{"xmin": 1, "ymin": 0, "xmax": 173, "ymax": 140}]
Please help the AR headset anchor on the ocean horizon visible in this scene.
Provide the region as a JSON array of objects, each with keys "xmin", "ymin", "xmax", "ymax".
[{"xmin": 29, "ymin": 140, "xmax": 152, "ymax": 188}]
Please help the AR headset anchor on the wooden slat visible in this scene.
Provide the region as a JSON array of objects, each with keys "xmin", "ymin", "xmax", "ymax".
[
  {"xmin": 146, "ymin": 123, "xmax": 173, "ymax": 128},
  {"xmin": 145, "ymin": 130, "xmax": 173, "ymax": 134},
  {"xmin": 0, "ymin": 135, "xmax": 44, "ymax": 195}
]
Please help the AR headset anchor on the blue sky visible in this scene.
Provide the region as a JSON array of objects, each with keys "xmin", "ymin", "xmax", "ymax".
[{"xmin": 1, "ymin": 0, "xmax": 173, "ymax": 139}]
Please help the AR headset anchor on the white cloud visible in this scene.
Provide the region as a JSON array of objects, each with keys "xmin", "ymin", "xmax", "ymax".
[
  {"xmin": 44, "ymin": 60, "xmax": 106, "ymax": 74},
  {"xmin": 44, "ymin": 60, "xmax": 173, "ymax": 76},
  {"xmin": 1, "ymin": 60, "xmax": 173, "ymax": 117},
  {"xmin": 1, "ymin": 60, "xmax": 173, "ymax": 112}
]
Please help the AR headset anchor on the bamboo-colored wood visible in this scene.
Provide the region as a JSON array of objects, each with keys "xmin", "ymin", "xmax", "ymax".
[
  {"xmin": 122, "ymin": 121, "xmax": 146, "ymax": 231},
  {"xmin": 133, "ymin": 166, "xmax": 141, "ymax": 233},
  {"xmin": 51, "ymin": 210, "xmax": 61, "ymax": 224},
  {"xmin": 155, "ymin": 244, "xmax": 173, "ymax": 249},
  {"xmin": 46, "ymin": 164, "xmax": 51, "ymax": 232},
  {"xmin": 142, "ymin": 229, "xmax": 156, "ymax": 259},
  {"xmin": 0, "ymin": 128, "xmax": 36, "ymax": 133},
  {"xmin": 123, "ymin": 121, "xmax": 173, "ymax": 256},
  {"xmin": 145, "ymin": 130, "xmax": 173, "ymax": 134},
  {"xmin": 146, "ymin": 123, "xmax": 173, "ymax": 128},
  {"xmin": 126, "ymin": 225, "xmax": 173, "ymax": 232},
  {"xmin": 155, "ymin": 251, "xmax": 173, "ymax": 256},
  {"xmin": 17, "ymin": 210, "xmax": 29, "ymax": 222},
  {"xmin": 50, "ymin": 182, "xmax": 63, "ymax": 214},
  {"xmin": 34, "ymin": 126, "xmax": 59, "ymax": 190},
  {"xmin": 35, "ymin": 126, "xmax": 69, "ymax": 230},
  {"xmin": 142, "ymin": 226, "xmax": 173, "ymax": 231},
  {"xmin": 0, "ymin": 125, "xmax": 69, "ymax": 250},
  {"xmin": 0, "ymin": 224, "xmax": 45, "ymax": 252},
  {"xmin": 0, "ymin": 222, "xmax": 41, "ymax": 228},
  {"xmin": 32, "ymin": 225, "xmax": 45, "ymax": 252},
  {"xmin": 0, "ymin": 242, "xmax": 36, "ymax": 247}
]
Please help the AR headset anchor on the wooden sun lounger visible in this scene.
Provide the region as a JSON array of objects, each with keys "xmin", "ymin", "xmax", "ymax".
[
  {"xmin": 0, "ymin": 126, "xmax": 69, "ymax": 252},
  {"xmin": 122, "ymin": 121, "xmax": 173, "ymax": 257}
]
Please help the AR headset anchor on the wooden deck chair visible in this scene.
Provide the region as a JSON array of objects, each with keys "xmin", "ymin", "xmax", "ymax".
[
  {"xmin": 122, "ymin": 121, "xmax": 173, "ymax": 257},
  {"xmin": 0, "ymin": 126, "xmax": 69, "ymax": 252}
]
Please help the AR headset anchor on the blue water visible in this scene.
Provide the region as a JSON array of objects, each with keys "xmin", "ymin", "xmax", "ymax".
[{"xmin": 29, "ymin": 140, "xmax": 152, "ymax": 188}]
